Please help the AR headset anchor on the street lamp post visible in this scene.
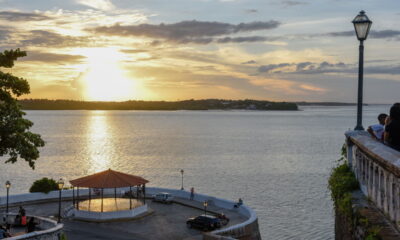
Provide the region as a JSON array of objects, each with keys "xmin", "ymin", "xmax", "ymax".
[
  {"xmin": 5, "ymin": 181, "xmax": 10, "ymax": 216},
  {"xmin": 57, "ymin": 178, "xmax": 64, "ymax": 223},
  {"xmin": 180, "ymin": 169, "xmax": 184, "ymax": 190},
  {"xmin": 352, "ymin": 10, "xmax": 372, "ymax": 130},
  {"xmin": 203, "ymin": 201, "xmax": 208, "ymax": 215}
]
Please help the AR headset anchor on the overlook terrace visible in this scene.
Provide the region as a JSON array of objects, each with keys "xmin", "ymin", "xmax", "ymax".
[{"xmin": 0, "ymin": 187, "xmax": 260, "ymax": 240}]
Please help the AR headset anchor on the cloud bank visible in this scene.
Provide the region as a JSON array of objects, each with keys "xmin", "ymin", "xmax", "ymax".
[
  {"xmin": 324, "ymin": 30, "xmax": 400, "ymax": 40},
  {"xmin": 21, "ymin": 30, "xmax": 91, "ymax": 47},
  {"xmin": 0, "ymin": 11, "xmax": 51, "ymax": 21},
  {"xmin": 258, "ymin": 61, "xmax": 400, "ymax": 75},
  {"xmin": 91, "ymin": 20, "xmax": 281, "ymax": 44},
  {"xmin": 21, "ymin": 51, "xmax": 85, "ymax": 64},
  {"xmin": 76, "ymin": 0, "xmax": 115, "ymax": 11}
]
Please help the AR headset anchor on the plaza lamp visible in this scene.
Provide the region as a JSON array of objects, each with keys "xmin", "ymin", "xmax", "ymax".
[
  {"xmin": 57, "ymin": 178, "xmax": 64, "ymax": 223},
  {"xmin": 203, "ymin": 201, "xmax": 208, "ymax": 215},
  {"xmin": 352, "ymin": 10, "xmax": 372, "ymax": 130},
  {"xmin": 180, "ymin": 169, "xmax": 184, "ymax": 190},
  {"xmin": 5, "ymin": 181, "xmax": 10, "ymax": 216}
]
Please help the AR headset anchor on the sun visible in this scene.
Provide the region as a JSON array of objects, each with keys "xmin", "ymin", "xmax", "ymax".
[{"xmin": 80, "ymin": 48, "xmax": 137, "ymax": 101}]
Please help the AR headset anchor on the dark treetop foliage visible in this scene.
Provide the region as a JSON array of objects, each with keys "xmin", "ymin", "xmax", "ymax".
[
  {"xmin": 0, "ymin": 48, "xmax": 45, "ymax": 169},
  {"xmin": 29, "ymin": 177, "xmax": 58, "ymax": 194}
]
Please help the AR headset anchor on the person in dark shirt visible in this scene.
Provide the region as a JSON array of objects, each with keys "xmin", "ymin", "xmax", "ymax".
[
  {"xmin": 26, "ymin": 217, "xmax": 37, "ymax": 233},
  {"xmin": 384, "ymin": 103, "xmax": 400, "ymax": 151},
  {"xmin": 0, "ymin": 226, "xmax": 6, "ymax": 239},
  {"xmin": 18, "ymin": 206, "xmax": 26, "ymax": 217}
]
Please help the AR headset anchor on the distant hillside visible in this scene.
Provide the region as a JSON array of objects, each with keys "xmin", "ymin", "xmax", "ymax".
[
  {"xmin": 296, "ymin": 102, "xmax": 357, "ymax": 106},
  {"xmin": 18, "ymin": 99, "xmax": 298, "ymax": 111}
]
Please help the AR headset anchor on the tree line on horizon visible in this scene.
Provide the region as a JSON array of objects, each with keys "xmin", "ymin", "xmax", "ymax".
[{"xmin": 18, "ymin": 99, "xmax": 299, "ymax": 111}]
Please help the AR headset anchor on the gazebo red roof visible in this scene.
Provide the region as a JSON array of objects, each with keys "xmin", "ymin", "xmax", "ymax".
[{"xmin": 69, "ymin": 169, "xmax": 149, "ymax": 188}]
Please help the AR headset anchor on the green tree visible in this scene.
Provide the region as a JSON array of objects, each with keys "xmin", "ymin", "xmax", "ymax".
[
  {"xmin": 0, "ymin": 48, "xmax": 45, "ymax": 169},
  {"xmin": 29, "ymin": 177, "xmax": 58, "ymax": 193}
]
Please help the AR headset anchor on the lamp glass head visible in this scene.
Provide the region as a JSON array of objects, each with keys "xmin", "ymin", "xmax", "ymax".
[
  {"xmin": 58, "ymin": 178, "xmax": 64, "ymax": 190},
  {"xmin": 5, "ymin": 181, "xmax": 11, "ymax": 189},
  {"xmin": 352, "ymin": 10, "xmax": 372, "ymax": 41}
]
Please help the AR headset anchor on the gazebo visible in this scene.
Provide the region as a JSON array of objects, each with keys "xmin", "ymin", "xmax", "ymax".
[{"xmin": 69, "ymin": 169, "xmax": 149, "ymax": 216}]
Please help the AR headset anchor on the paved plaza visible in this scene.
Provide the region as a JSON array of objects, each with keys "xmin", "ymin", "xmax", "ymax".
[{"xmin": 5, "ymin": 197, "xmax": 247, "ymax": 240}]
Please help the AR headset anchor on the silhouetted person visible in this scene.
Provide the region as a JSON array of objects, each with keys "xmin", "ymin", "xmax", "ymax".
[
  {"xmin": 190, "ymin": 187, "xmax": 194, "ymax": 200},
  {"xmin": 26, "ymin": 217, "xmax": 37, "ymax": 233},
  {"xmin": 368, "ymin": 113, "xmax": 387, "ymax": 141},
  {"xmin": 18, "ymin": 206, "xmax": 27, "ymax": 226},
  {"xmin": 0, "ymin": 225, "xmax": 11, "ymax": 238},
  {"xmin": 18, "ymin": 206, "xmax": 26, "ymax": 217},
  {"xmin": 0, "ymin": 226, "xmax": 7, "ymax": 239},
  {"xmin": 384, "ymin": 103, "xmax": 400, "ymax": 151},
  {"xmin": 234, "ymin": 198, "xmax": 243, "ymax": 208}
]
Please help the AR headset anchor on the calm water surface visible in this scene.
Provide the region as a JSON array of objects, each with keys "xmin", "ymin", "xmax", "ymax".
[{"xmin": 0, "ymin": 105, "xmax": 391, "ymax": 239}]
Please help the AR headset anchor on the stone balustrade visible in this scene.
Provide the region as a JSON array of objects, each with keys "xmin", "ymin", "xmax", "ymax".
[{"xmin": 346, "ymin": 130, "xmax": 400, "ymax": 228}]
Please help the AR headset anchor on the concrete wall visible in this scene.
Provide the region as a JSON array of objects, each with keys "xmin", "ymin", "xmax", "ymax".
[{"xmin": 346, "ymin": 130, "xmax": 400, "ymax": 230}]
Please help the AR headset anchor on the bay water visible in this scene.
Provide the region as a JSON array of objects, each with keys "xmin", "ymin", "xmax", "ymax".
[{"xmin": 0, "ymin": 105, "xmax": 391, "ymax": 239}]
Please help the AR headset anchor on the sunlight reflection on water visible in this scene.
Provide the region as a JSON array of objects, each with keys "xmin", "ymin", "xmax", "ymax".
[{"xmin": 86, "ymin": 111, "xmax": 112, "ymax": 173}]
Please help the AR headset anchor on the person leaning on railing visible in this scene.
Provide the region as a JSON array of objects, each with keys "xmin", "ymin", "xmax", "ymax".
[
  {"xmin": 367, "ymin": 113, "xmax": 387, "ymax": 141},
  {"xmin": 384, "ymin": 103, "xmax": 400, "ymax": 151}
]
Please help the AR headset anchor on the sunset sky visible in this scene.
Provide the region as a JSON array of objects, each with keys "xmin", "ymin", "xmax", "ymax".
[{"xmin": 1, "ymin": 0, "xmax": 399, "ymax": 102}]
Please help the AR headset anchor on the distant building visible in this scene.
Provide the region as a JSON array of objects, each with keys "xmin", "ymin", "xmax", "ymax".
[{"xmin": 246, "ymin": 104, "xmax": 257, "ymax": 110}]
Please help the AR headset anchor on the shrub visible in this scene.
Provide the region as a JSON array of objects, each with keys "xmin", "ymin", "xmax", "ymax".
[
  {"xmin": 328, "ymin": 146, "xmax": 359, "ymax": 220},
  {"xmin": 328, "ymin": 163, "xmax": 359, "ymax": 201},
  {"xmin": 29, "ymin": 177, "xmax": 58, "ymax": 193}
]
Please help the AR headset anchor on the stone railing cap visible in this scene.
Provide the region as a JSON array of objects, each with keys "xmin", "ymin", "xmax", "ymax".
[{"xmin": 346, "ymin": 130, "xmax": 400, "ymax": 176}]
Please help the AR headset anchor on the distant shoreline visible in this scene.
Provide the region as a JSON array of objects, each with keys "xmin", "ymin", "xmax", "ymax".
[
  {"xmin": 18, "ymin": 99, "xmax": 387, "ymax": 111},
  {"xmin": 18, "ymin": 99, "xmax": 299, "ymax": 111},
  {"xmin": 297, "ymin": 102, "xmax": 389, "ymax": 106},
  {"xmin": 296, "ymin": 102, "xmax": 357, "ymax": 106}
]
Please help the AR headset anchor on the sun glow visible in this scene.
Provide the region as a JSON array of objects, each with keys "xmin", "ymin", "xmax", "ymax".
[{"xmin": 80, "ymin": 48, "xmax": 137, "ymax": 101}]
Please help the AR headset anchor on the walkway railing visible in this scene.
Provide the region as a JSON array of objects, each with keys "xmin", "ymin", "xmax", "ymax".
[
  {"xmin": 346, "ymin": 130, "xmax": 400, "ymax": 229},
  {"xmin": 0, "ymin": 214, "xmax": 62, "ymax": 240}
]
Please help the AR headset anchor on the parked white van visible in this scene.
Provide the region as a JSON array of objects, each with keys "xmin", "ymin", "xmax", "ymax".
[{"xmin": 153, "ymin": 192, "xmax": 174, "ymax": 204}]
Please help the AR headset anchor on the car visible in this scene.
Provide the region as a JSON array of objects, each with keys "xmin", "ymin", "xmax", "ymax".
[
  {"xmin": 152, "ymin": 192, "xmax": 174, "ymax": 204},
  {"xmin": 186, "ymin": 214, "xmax": 222, "ymax": 231}
]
